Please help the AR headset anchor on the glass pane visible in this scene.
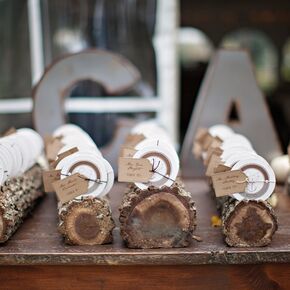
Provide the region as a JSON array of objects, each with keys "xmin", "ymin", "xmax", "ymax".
[
  {"xmin": 0, "ymin": 113, "xmax": 32, "ymax": 133},
  {"xmin": 41, "ymin": 0, "xmax": 157, "ymax": 96},
  {"xmin": 0, "ymin": 0, "xmax": 32, "ymax": 128},
  {"xmin": 0, "ymin": 0, "xmax": 32, "ymax": 99},
  {"xmin": 41, "ymin": 0, "xmax": 157, "ymax": 146}
]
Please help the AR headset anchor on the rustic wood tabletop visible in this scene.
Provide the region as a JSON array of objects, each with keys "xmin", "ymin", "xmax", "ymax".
[
  {"xmin": 0, "ymin": 179, "xmax": 289, "ymax": 266},
  {"xmin": 1, "ymin": 180, "xmax": 290, "ymax": 290}
]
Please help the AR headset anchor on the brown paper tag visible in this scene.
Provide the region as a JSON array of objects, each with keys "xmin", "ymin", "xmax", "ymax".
[
  {"xmin": 52, "ymin": 173, "xmax": 89, "ymax": 203},
  {"xmin": 194, "ymin": 128, "xmax": 209, "ymax": 143},
  {"xmin": 42, "ymin": 170, "xmax": 61, "ymax": 192},
  {"xmin": 214, "ymin": 164, "xmax": 231, "ymax": 173},
  {"xmin": 51, "ymin": 147, "xmax": 79, "ymax": 168},
  {"xmin": 212, "ymin": 170, "xmax": 247, "ymax": 197},
  {"xmin": 201, "ymin": 133, "xmax": 214, "ymax": 151},
  {"xmin": 206, "ymin": 154, "xmax": 223, "ymax": 177},
  {"xmin": 124, "ymin": 134, "xmax": 145, "ymax": 148},
  {"xmin": 193, "ymin": 128, "xmax": 211, "ymax": 158},
  {"xmin": 192, "ymin": 142, "xmax": 202, "ymax": 159},
  {"xmin": 208, "ymin": 137, "xmax": 223, "ymax": 150},
  {"xmin": 45, "ymin": 137, "xmax": 64, "ymax": 161},
  {"xmin": 204, "ymin": 146, "xmax": 223, "ymax": 166},
  {"xmin": 2, "ymin": 127, "xmax": 16, "ymax": 137},
  {"xmin": 118, "ymin": 157, "xmax": 153, "ymax": 183},
  {"xmin": 120, "ymin": 146, "xmax": 137, "ymax": 158}
]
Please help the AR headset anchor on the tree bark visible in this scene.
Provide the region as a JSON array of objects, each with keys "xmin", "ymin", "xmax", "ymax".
[
  {"xmin": 58, "ymin": 197, "xmax": 115, "ymax": 245},
  {"xmin": 119, "ymin": 183, "xmax": 196, "ymax": 249},
  {"xmin": 0, "ymin": 165, "xmax": 44, "ymax": 243},
  {"xmin": 217, "ymin": 196, "xmax": 278, "ymax": 247}
]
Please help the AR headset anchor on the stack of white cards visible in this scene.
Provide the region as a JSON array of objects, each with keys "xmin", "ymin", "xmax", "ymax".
[
  {"xmin": 0, "ymin": 128, "xmax": 44, "ymax": 185},
  {"xmin": 202, "ymin": 124, "xmax": 276, "ymax": 201},
  {"xmin": 53, "ymin": 124, "xmax": 114, "ymax": 198},
  {"xmin": 128, "ymin": 120, "xmax": 180, "ymax": 190}
]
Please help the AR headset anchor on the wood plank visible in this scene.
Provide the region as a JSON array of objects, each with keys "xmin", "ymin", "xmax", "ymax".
[
  {"xmin": 0, "ymin": 180, "xmax": 289, "ymax": 265},
  {"xmin": 0, "ymin": 264, "xmax": 289, "ymax": 290}
]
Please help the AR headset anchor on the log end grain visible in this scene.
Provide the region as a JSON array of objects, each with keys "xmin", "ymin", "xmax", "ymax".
[
  {"xmin": 58, "ymin": 197, "xmax": 115, "ymax": 246},
  {"xmin": 119, "ymin": 185, "xmax": 196, "ymax": 249},
  {"xmin": 223, "ymin": 200, "xmax": 278, "ymax": 247}
]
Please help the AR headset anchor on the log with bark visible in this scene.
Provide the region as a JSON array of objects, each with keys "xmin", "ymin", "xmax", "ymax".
[
  {"xmin": 0, "ymin": 165, "xmax": 44, "ymax": 243},
  {"xmin": 216, "ymin": 196, "xmax": 278, "ymax": 247},
  {"xmin": 58, "ymin": 197, "xmax": 115, "ymax": 245},
  {"xmin": 119, "ymin": 183, "xmax": 196, "ymax": 249}
]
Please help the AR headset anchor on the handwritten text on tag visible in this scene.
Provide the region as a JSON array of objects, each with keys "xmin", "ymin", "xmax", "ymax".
[{"xmin": 118, "ymin": 157, "xmax": 153, "ymax": 183}]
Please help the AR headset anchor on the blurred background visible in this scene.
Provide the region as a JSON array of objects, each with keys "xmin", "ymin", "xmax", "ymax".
[{"xmin": 0, "ymin": 0, "xmax": 289, "ymax": 151}]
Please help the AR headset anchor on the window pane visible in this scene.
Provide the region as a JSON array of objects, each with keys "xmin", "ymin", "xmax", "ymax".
[
  {"xmin": 0, "ymin": 0, "xmax": 32, "ymax": 129},
  {"xmin": 42, "ymin": 0, "xmax": 157, "ymax": 96},
  {"xmin": 0, "ymin": 0, "xmax": 32, "ymax": 99},
  {"xmin": 41, "ymin": 0, "xmax": 157, "ymax": 146}
]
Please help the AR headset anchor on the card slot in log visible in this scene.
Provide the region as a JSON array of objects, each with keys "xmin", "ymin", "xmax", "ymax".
[
  {"xmin": 0, "ymin": 165, "xmax": 44, "ymax": 243},
  {"xmin": 219, "ymin": 197, "xmax": 278, "ymax": 247},
  {"xmin": 58, "ymin": 197, "xmax": 115, "ymax": 245},
  {"xmin": 119, "ymin": 183, "xmax": 196, "ymax": 249}
]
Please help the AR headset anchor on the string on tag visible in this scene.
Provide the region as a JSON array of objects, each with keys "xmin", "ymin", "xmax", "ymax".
[
  {"xmin": 236, "ymin": 178, "xmax": 275, "ymax": 184},
  {"xmin": 60, "ymin": 173, "xmax": 107, "ymax": 184},
  {"xmin": 150, "ymin": 158, "xmax": 175, "ymax": 183}
]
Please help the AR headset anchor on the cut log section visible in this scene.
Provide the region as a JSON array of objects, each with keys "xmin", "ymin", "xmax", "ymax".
[
  {"xmin": 219, "ymin": 197, "xmax": 278, "ymax": 247},
  {"xmin": 58, "ymin": 197, "xmax": 115, "ymax": 245},
  {"xmin": 0, "ymin": 165, "xmax": 44, "ymax": 243},
  {"xmin": 119, "ymin": 184, "xmax": 196, "ymax": 249}
]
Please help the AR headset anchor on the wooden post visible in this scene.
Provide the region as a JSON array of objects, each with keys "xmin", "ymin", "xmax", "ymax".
[
  {"xmin": 0, "ymin": 165, "xmax": 44, "ymax": 243},
  {"xmin": 119, "ymin": 183, "xmax": 196, "ymax": 249},
  {"xmin": 58, "ymin": 197, "xmax": 115, "ymax": 246}
]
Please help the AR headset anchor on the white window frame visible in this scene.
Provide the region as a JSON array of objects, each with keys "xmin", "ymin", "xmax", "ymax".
[{"xmin": 0, "ymin": 0, "xmax": 179, "ymax": 145}]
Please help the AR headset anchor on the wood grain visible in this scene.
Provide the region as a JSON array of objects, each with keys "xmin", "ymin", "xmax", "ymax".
[
  {"xmin": 0, "ymin": 180, "xmax": 288, "ymax": 265},
  {"xmin": 119, "ymin": 184, "xmax": 196, "ymax": 249},
  {"xmin": 0, "ymin": 264, "xmax": 289, "ymax": 290}
]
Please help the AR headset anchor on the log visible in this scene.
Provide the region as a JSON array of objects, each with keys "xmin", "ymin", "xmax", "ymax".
[
  {"xmin": 119, "ymin": 183, "xmax": 196, "ymax": 249},
  {"xmin": 0, "ymin": 165, "xmax": 44, "ymax": 243},
  {"xmin": 218, "ymin": 197, "xmax": 278, "ymax": 247},
  {"xmin": 58, "ymin": 197, "xmax": 115, "ymax": 245}
]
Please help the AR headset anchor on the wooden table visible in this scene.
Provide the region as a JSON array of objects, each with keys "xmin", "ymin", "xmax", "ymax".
[{"xmin": 1, "ymin": 179, "xmax": 290, "ymax": 290}]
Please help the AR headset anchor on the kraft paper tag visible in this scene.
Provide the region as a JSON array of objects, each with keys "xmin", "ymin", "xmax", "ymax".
[
  {"xmin": 45, "ymin": 137, "xmax": 64, "ymax": 161},
  {"xmin": 192, "ymin": 142, "xmax": 202, "ymax": 158},
  {"xmin": 204, "ymin": 146, "xmax": 223, "ymax": 166},
  {"xmin": 214, "ymin": 164, "xmax": 231, "ymax": 173},
  {"xmin": 206, "ymin": 154, "xmax": 223, "ymax": 177},
  {"xmin": 2, "ymin": 127, "xmax": 16, "ymax": 137},
  {"xmin": 51, "ymin": 147, "xmax": 79, "ymax": 168},
  {"xmin": 120, "ymin": 146, "xmax": 137, "ymax": 158},
  {"xmin": 208, "ymin": 137, "xmax": 223, "ymax": 151},
  {"xmin": 42, "ymin": 170, "xmax": 61, "ymax": 192},
  {"xmin": 193, "ymin": 128, "xmax": 211, "ymax": 158},
  {"xmin": 124, "ymin": 134, "xmax": 145, "ymax": 148},
  {"xmin": 194, "ymin": 128, "xmax": 209, "ymax": 143},
  {"xmin": 212, "ymin": 170, "xmax": 247, "ymax": 197},
  {"xmin": 201, "ymin": 133, "xmax": 214, "ymax": 151},
  {"xmin": 52, "ymin": 173, "xmax": 89, "ymax": 204},
  {"xmin": 118, "ymin": 157, "xmax": 153, "ymax": 183}
]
